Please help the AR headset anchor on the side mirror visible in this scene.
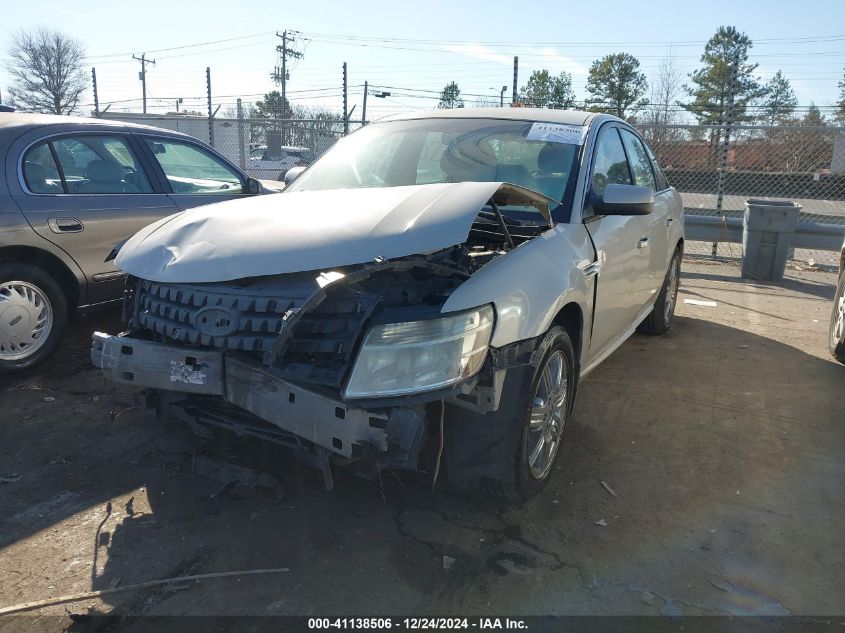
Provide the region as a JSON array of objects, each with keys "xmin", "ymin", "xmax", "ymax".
[
  {"xmin": 592, "ymin": 184, "xmax": 654, "ymax": 215},
  {"xmin": 284, "ymin": 166, "xmax": 306, "ymax": 186},
  {"xmin": 246, "ymin": 177, "xmax": 261, "ymax": 195}
]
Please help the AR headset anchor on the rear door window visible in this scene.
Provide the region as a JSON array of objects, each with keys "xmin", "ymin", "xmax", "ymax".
[
  {"xmin": 22, "ymin": 135, "xmax": 152, "ymax": 194},
  {"xmin": 21, "ymin": 143, "xmax": 63, "ymax": 193}
]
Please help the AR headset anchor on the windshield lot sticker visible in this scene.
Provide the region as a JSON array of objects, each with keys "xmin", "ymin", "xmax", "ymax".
[{"xmin": 526, "ymin": 123, "xmax": 587, "ymax": 145}]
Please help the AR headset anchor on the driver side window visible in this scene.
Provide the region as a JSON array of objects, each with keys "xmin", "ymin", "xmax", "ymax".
[
  {"xmin": 590, "ymin": 128, "xmax": 632, "ymax": 196},
  {"xmin": 144, "ymin": 138, "xmax": 244, "ymax": 194}
]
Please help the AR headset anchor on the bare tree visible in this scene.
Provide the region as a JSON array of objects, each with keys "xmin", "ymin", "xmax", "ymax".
[
  {"xmin": 640, "ymin": 54, "xmax": 686, "ymax": 151},
  {"xmin": 5, "ymin": 29, "xmax": 88, "ymax": 114}
]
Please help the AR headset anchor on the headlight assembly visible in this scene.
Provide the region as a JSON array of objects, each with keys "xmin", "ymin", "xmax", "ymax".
[{"xmin": 343, "ymin": 305, "xmax": 495, "ymax": 399}]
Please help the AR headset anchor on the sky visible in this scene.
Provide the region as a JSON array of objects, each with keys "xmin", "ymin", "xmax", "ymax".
[{"xmin": 1, "ymin": 0, "xmax": 844, "ymax": 121}]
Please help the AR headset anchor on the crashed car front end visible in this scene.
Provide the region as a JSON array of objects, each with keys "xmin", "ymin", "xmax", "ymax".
[{"xmin": 91, "ymin": 181, "xmax": 556, "ymax": 483}]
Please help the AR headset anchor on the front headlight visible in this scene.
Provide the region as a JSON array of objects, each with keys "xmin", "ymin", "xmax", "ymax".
[{"xmin": 344, "ymin": 305, "xmax": 495, "ymax": 399}]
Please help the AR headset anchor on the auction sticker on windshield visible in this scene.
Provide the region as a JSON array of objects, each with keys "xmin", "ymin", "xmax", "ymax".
[{"xmin": 526, "ymin": 122, "xmax": 587, "ymax": 145}]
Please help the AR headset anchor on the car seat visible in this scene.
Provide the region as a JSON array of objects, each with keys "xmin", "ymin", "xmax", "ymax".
[
  {"xmin": 23, "ymin": 161, "xmax": 63, "ymax": 194},
  {"xmin": 77, "ymin": 160, "xmax": 139, "ymax": 194}
]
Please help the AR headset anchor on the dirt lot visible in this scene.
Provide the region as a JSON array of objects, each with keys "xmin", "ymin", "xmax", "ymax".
[{"xmin": 1, "ymin": 260, "xmax": 843, "ymax": 628}]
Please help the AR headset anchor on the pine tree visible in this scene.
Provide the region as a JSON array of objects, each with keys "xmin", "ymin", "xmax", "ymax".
[
  {"xmin": 584, "ymin": 53, "xmax": 648, "ymax": 119},
  {"xmin": 760, "ymin": 70, "xmax": 797, "ymax": 126},
  {"xmin": 519, "ymin": 70, "xmax": 576, "ymax": 109},
  {"xmin": 438, "ymin": 82, "xmax": 464, "ymax": 109}
]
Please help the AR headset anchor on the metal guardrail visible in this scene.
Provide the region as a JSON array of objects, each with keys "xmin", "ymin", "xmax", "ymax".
[{"xmin": 685, "ymin": 211, "xmax": 845, "ymax": 252}]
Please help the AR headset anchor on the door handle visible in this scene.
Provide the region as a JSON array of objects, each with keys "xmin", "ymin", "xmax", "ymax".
[
  {"xmin": 48, "ymin": 218, "xmax": 84, "ymax": 233},
  {"xmin": 637, "ymin": 237, "xmax": 649, "ymax": 249},
  {"xmin": 582, "ymin": 261, "xmax": 601, "ymax": 279}
]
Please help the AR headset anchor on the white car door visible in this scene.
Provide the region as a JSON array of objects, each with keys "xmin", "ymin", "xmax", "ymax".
[
  {"xmin": 619, "ymin": 128, "xmax": 670, "ymax": 296},
  {"xmin": 582, "ymin": 125, "xmax": 655, "ymax": 365}
]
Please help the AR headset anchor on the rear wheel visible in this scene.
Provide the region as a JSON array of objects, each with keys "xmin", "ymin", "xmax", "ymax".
[
  {"xmin": 637, "ymin": 249, "xmax": 681, "ymax": 336},
  {"xmin": 830, "ymin": 270, "xmax": 845, "ymax": 364},
  {"xmin": 0, "ymin": 263, "xmax": 68, "ymax": 374}
]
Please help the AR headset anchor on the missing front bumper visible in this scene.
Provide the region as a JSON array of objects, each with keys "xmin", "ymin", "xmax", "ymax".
[{"xmin": 91, "ymin": 332, "xmax": 389, "ymax": 459}]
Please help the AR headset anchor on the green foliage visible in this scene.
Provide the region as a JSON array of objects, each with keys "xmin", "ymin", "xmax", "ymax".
[
  {"xmin": 438, "ymin": 82, "xmax": 465, "ymax": 109},
  {"xmin": 584, "ymin": 53, "xmax": 648, "ymax": 118},
  {"xmin": 683, "ymin": 26, "xmax": 766, "ymax": 124},
  {"xmin": 519, "ymin": 70, "xmax": 576, "ymax": 109},
  {"xmin": 256, "ymin": 91, "xmax": 291, "ymax": 118},
  {"xmin": 759, "ymin": 70, "xmax": 797, "ymax": 125},
  {"xmin": 802, "ymin": 102, "xmax": 826, "ymax": 127}
]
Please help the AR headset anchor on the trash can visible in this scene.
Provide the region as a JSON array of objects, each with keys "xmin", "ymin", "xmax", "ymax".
[{"xmin": 741, "ymin": 199, "xmax": 802, "ymax": 282}]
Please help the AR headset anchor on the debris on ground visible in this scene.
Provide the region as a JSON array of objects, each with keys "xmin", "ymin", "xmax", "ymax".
[
  {"xmin": 1, "ymin": 473, "xmax": 23, "ymax": 484},
  {"xmin": 442, "ymin": 556, "xmax": 456, "ymax": 573},
  {"xmin": 600, "ymin": 481, "xmax": 618, "ymax": 497},
  {"xmin": 640, "ymin": 591, "xmax": 655, "ymax": 606},
  {"xmin": 594, "ymin": 519, "xmax": 608, "ymax": 527},
  {"xmin": 192, "ymin": 454, "xmax": 285, "ymax": 504}
]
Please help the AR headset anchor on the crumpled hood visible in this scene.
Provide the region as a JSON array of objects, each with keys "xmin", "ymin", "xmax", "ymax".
[{"xmin": 116, "ymin": 182, "xmax": 509, "ymax": 283}]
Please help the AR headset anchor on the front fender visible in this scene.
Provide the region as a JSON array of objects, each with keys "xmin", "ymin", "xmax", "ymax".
[{"xmin": 441, "ymin": 223, "xmax": 595, "ymax": 358}]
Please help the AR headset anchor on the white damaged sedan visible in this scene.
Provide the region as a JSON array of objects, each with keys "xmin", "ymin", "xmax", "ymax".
[{"xmin": 92, "ymin": 108, "xmax": 684, "ymax": 502}]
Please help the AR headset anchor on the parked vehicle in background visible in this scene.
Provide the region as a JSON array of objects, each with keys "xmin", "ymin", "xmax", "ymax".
[
  {"xmin": 830, "ymin": 238, "xmax": 845, "ymax": 364},
  {"xmin": 92, "ymin": 108, "xmax": 684, "ymax": 502},
  {"xmin": 248, "ymin": 145, "xmax": 313, "ymax": 180},
  {"xmin": 0, "ymin": 113, "xmax": 282, "ymax": 374}
]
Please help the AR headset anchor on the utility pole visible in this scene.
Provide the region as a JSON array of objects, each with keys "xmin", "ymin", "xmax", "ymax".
[
  {"xmin": 206, "ymin": 67, "xmax": 214, "ymax": 147},
  {"xmin": 92, "ymin": 68, "xmax": 99, "ymax": 116},
  {"xmin": 499, "ymin": 85, "xmax": 507, "ymax": 108},
  {"xmin": 712, "ymin": 50, "xmax": 740, "ymax": 259},
  {"xmin": 132, "ymin": 53, "xmax": 156, "ymax": 114},
  {"xmin": 362, "ymin": 81, "xmax": 368, "ymax": 125},
  {"xmin": 512, "ymin": 56, "xmax": 519, "ymax": 106},
  {"xmin": 271, "ymin": 31, "xmax": 303, "ymax": 118},
  {"xmin": 343, "ymin": 62, "xmax": 348, "ymax": 134}
]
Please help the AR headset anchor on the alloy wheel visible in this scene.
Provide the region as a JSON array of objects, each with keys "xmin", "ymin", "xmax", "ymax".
[
  {"xmin": 526, "ymin": 350, "xmax": 568, "ymax": 480},
  {"xmin": 664, "ymin": 256, "xmax": 680, "ymax": 323}
]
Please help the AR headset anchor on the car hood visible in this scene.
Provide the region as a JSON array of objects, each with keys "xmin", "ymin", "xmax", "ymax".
[{"xmin": 116, "ymin": 182, "xmax": 545, "ymax": 283}]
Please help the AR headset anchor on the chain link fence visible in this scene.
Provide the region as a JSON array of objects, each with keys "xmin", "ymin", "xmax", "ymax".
[{"xmin": 640, "ymin": 123, "xmax": 845, "ymax": 267}]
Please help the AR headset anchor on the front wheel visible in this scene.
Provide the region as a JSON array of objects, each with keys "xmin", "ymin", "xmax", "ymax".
[
  {"xmin": 444, "ymin": 326, "xmax": 577, "ymax": 503},
  {"xmin": 830, "ymin": 270, "xmax": 845, "ymax": 364},
  {"xmin": 0, "ymin": 263, "xmax": 68, "ymax": 374},
  {"xmin": 637, "ymin": 249, "xmax": 681, "ymax": 336}
]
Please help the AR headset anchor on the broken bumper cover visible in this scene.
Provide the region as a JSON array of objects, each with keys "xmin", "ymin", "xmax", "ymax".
[{"xmin": 91, "ymin": 332, "xmax": 389, "ymax": 459}]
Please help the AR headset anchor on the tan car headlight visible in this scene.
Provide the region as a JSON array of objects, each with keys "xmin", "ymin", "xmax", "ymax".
[{"xmin": 343, "ymin": 305, "xmax": 495, "ymax": 399}]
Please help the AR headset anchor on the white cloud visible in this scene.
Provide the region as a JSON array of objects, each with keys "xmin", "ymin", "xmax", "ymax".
[
  {"xmin": 441, "ymin": 43, "xmax": 511, "ymax": 65},
  {"xmin": 538, "ymin": 47, "xmax": 588, "ymax": 77}
]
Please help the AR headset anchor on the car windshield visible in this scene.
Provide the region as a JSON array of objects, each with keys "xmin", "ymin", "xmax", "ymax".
[{"xmin": 287, "ymin": 118, "xmax": 581, "ymax": 203}]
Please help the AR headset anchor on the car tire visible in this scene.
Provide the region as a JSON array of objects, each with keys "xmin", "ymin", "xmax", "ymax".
[
  {"xmin": 829, "ymin": 270, "xmax": 845, "ymax": 365},
  {"xmin": 444, "ymin": 326, "xmax": 577, "ymax": 503},
  {"xmin": 0, "ymin": 263, "xmax": 68, "ymax": 374},
  {"xmin": 637, "ymin": 248, "xmax": 681, "ymax": 336}
]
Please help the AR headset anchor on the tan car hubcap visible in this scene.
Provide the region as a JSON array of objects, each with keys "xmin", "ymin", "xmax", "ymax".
[
  {"xmin": 0, "ymin": 281, "xmax": 53, "ymax": 361},
  {"xmin": 833, "ymin": 292, "xmax": 845, "ymax": 348}
]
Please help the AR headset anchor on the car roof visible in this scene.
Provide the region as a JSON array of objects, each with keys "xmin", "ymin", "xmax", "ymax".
[
  {"xmin": 0, "ymin": 112, "xmax": 196, "ymax": 139},
  {"xmin": 378, "ymin": 107, "xmax": 613, "ymax": 127}
]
